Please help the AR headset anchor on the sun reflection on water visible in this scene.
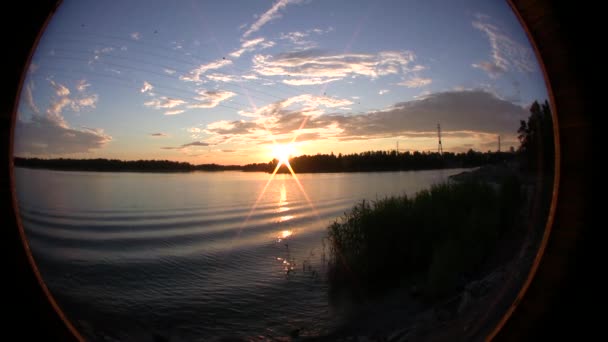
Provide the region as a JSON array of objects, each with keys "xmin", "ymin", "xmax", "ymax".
[{"xmin": 279, "ymin": 230, "xmax": 292, "ymax": 239}]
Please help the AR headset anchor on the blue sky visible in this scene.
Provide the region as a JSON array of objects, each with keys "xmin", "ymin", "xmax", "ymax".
[{"xmin": 15, "ymin": 0, "xmax": 548, "ymax": 164}]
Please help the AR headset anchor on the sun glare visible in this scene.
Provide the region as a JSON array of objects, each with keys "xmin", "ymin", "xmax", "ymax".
[{"xmin": 272, "ymin": 144, "xmax": 295, "ymax": 165}]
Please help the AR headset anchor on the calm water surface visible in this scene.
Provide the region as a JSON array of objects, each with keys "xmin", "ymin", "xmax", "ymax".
[{"xmin": 16, "ymin": 167, "xmax": 469, "ymax": 340}]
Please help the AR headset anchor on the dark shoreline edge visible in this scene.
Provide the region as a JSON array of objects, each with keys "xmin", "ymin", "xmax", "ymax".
[{"xmin": 13, "ymin": 151, "xmax": 515, "ymax": 174}]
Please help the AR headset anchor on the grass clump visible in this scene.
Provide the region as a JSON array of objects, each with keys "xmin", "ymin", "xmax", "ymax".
[{"xmin": 326, "ymin": 176, "xmax": 522, "ymax": 301}]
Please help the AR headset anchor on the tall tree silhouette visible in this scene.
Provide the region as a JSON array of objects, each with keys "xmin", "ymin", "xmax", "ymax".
[{"xmin": 518, "ymin": 100, "xmax": 555, "ymax": 174}]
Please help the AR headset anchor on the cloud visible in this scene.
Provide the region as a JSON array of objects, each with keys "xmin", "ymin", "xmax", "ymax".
[
  {"xmin": 243, "ymin": 0, "xmax": 303, "ymax": 38},
  {"xmin": 131, "ymin": 32, "xmax": 141, "ymax": 40},
  {"xmin": 76, "ymin": 80, "xmax": 91, "ymax": 92},
  {"xmin": 319, "ymin": 90, "xmax": 527, "ymax": 139},
  {"xmin": 278, "ymin": 27, "xmax": 333, "ymax": 50},
  {"xmin": 89, "ymin": 47, "xmax": 115, "ymax": 64},
  {"xmin": 49, "ymin": 80, "xmax": 70, "ymax": 96},
  {"xmin": 171, "ymin": 41, "xmax": 184, "ymax": 50},
  {"xmin": 149, "ymin": 132, "xmax": 167, "ymax": 137},
  {"xmin": 229, "ymin": 37, "xmax": 275, "ymax": 58},
  {"xmin": 237, "ymin": 94, "xmax": 353, "ymax": 119},
  {"xmin": 47, "ymin": 79, "xmax": 98, "ymax": 117},
  {"xmin": 180, "ymin": 59, "xmax": 232, "ymax": 83},
  {"xmin": 14, "ymin": 114, "xmax": 111, "ymax": 155},
  {"xmin": 161, "ymin": 141, "xmax": 209, "ymax": 150},
  {"xmin": 397, "ymin": 77, "xmax": 432, "ymax": 88},
  {"xmin": 164, "ymin": 68, "xmax": 176, "ymax": 75},
  {"xmin": 222, "ymin": 149, "xmax": 236, "ymax": 152},
  {"xmin": 47, "ymin": 97, "xmax": 71, "ymax": 117},
  {"xmin": 205, "ymin": 120, "xmax": 261, "ymax": 136},
  {"xmin": 283, "ymin": 77, "xmax": 341, "ymax": 85},
  {"xmin": 24, "ymin": 81, "xmax": 39, "ymax": 114},
  {"xmin": 188, "ymin": 90, "xmax": 235, "ymax": 109},
  {"xmin": 164, "ymin": 109, "xmax": 185, "ymax": 115},
  {"xmin": 14, "ymin": 77, "xmax": 104, "ymax": 155},
  {"xmin": 205, "ymin": 73, "xmax": 240, "ymax": 83},
  {"xmin": 70, "ymin": 94, "xmax": 98, "ymax": 112},
  {"xmin": 252, "ymin": 50, "xmax": 423, "ymax": 86},
  {"xmin": 144, "ymin": 97, "xmax": 186, "ymax": 109},
  {"xmin": 202, "ymin": 90, "xmax": 528, "ymax": 146},
  {"xmin": 378, "ymin": 89, "xmax": 389, "ymax": 95},
  {"xmin": 472, "ymin": 14, "xmax": 536, "ymax": 78},
  {"xmin": 183, "ymin": 141, "xmax": 209, "ymax": 147},
  {"xmin": 140, "ymin": 81, "xmax": 154, "ymax": 93}
]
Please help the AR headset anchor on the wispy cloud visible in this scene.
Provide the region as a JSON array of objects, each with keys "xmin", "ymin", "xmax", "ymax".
[
  {"xmin": 140, "ymin": 81, "xmax": 154, "ymax": 93},
  {"xmin": 49, "ymin": 80, "xmax": 70, "ymax": 96},
  {"xmin": 188, "ymin": 90, "xmax": 235, "ymax": 109},
  {"xmin": 378, "ymin": 89, "xmax": 389, "ymax": 95},
  {"xmin": 24, "ymin": 81, "xmax": 39, "ymax": 114},
  {"xmin": 180, "ymin": 59, "xmax": 232, "ymax": 83},
  {"xmin": 164, "ymin": 68, "xmax": 176, "ymax": 75},
  {"xmin": 47, "ymin": 97, "xmax": 72, "ymax": 118},
  {"xmin": 149, "ymin": 132, "xmax": 168, "ymax": 137},
  {"xmin": 205, "ymin": 73, "xmax": 241, "ymax": 83},
  {"xmin": 237, "ymin": 94, "xmax": 353, "ymax": 119},
  {"xmin": 253, "ymin": 50, "xmax": 425, "ymax": 86},
  {"xmin": 229, "ymin": 37, "xmax": 275, "ymax": 58},
  {"xmin": 472, "ymin": 14, "xmax": 536, "ymax": 78},
  {"xmin": 70, "ymin": 94, "xmax": 99, "ymax": 112},
  {"xmin": 243, "ymin": 0, "xmax": 303, "ymax": 38},
  {"xmin": 283, "ymin": 77, "xmax": 341, "ymax": 85},
  {"xmin": 144, "ymin": 97, "xmax": 186, "ymax": 109},
  {"xmin": 279, "ymin": 27, "xmax": 333, "ymax": 50},
  {"xmin": 45, "ymin": 79, "xmax": 99, "ymax": 118},
  {"xmin": 171, "ymin": 41, "xmax": 184, "ymax": 50},
  {"xmin": 76, "ymin": 79, "xmax": 91, "ymax": 92},
  {"xmin": 130, "ymin": 32, "xmax": 141, "ymax": 40},
  {"xmin": 397, "ymin": 77, "xmax": 432, "ymax": 88},
  {"xmin": 164, "ymin": 109, "xmax": 185, "ymax": 115},
  {"xmin": 161, "ymin": 141, "xmax": 209, "ymax": 150},
  {"xmin": 89, "ymin": 47, "xmax": 115, "ymax": 64}
]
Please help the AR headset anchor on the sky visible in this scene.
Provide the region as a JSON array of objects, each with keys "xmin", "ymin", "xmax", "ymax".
[{"xmin": 14, "ymin": 0, "xmax": 549, "ymax": 164}]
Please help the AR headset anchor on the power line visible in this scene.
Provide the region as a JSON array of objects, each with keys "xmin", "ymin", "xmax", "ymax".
[{"xmin": 437, "ymin": 123, "xmax": 443, "ymax": 154}]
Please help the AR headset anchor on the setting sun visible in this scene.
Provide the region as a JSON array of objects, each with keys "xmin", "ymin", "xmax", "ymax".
[{"xmin": 272, "ymin": 144, "xmax": 296, "ymax": 165}]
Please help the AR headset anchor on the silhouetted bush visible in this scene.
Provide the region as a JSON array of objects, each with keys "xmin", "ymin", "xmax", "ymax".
[{"xmin": 326, "ymin": 176, "xmax": 522, "ymax": 301}]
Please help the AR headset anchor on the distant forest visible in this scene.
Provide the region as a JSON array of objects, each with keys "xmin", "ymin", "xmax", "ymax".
[{"xmin": 14, "ymin": 149, "xmax": 515, "ymax": 174}]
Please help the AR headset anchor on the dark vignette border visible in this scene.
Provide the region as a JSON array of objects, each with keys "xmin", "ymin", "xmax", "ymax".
[{"xmin": 2, "ymin": 1, "xmax": 591, "ymax": 340}]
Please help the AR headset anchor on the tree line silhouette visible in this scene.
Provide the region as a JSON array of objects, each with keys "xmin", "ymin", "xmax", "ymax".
[{"xmin": 14, "ymin": 150, "xmax": 516, "ymax": 174}]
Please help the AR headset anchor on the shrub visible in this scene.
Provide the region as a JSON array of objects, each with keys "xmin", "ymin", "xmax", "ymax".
[{"xmin": 326, "ymin": 177, "xmax": 522, "ymax": 301}]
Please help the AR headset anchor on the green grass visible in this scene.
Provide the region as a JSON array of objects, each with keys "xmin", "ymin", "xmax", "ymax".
[{"xmin": 326, "ymin": 176, "xmax": 522, "ymax": 301}]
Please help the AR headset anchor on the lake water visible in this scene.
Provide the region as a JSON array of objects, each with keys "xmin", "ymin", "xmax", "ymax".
[{"xmin": 15, "ymin": 167, "xmax": 469, "ymax": 341}]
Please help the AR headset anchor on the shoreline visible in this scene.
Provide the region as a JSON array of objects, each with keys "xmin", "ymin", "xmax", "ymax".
[
  {"xmin": 14, "ymin": 164, "xmax": 474, "ymax": 175},
  {"xmin": 305, "ymin": 162, "xmax": 545, "ymax": 341}
]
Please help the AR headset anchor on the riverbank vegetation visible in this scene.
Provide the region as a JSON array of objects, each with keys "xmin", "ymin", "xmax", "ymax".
[
  {"xmin": 324, "ymin": 99, "xmax": 555, "ymax": 304},
  {"xmin": 326, "ymin": 175, "xmax": 523, "ymax": 301}
]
